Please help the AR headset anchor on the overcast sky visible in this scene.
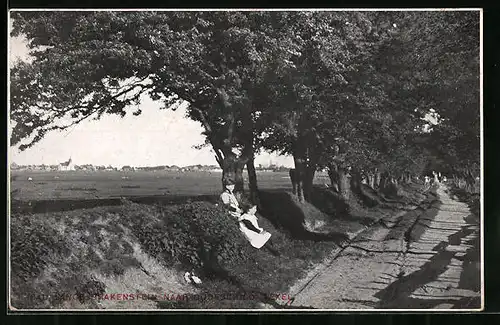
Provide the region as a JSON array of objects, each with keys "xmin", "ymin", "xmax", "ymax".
[{"xmin": 8, "ymin": 29, "xmax": 294, "ymax": 168}]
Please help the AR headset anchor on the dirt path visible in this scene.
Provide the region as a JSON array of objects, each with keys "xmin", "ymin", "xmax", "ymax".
[{"xmin": 282, "ymin": 184, "xmax": 481, "ymax": 310}]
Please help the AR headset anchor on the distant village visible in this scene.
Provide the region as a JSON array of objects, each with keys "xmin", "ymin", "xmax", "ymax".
[{"xmin": 10, "ymin": 158, "xmax": 290, "ymax": 173}]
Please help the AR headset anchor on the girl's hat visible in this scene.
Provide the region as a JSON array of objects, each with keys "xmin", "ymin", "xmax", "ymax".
[{"xmin": 224, "ymin": 179, "xmax": 235, "ymax": 186}]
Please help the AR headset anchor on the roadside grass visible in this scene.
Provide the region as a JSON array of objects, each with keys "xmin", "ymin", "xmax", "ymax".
[
  {"xmin": 10, "ymin": 198, "xmax": 341, "ymax": 309},
  {"xmin": 10, "ymin": 182, "xmax": 430, "ymax": 310},
  {"xmin": 10, "ymin": 203, "xmax": 199, "ymax": 309}
]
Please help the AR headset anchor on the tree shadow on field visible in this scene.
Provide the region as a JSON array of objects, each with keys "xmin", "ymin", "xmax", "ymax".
[
  {"xmin": 308, "ymin": 187, "xmax": 350, "ymax": 215},
  {"xmin": 258, "ymin": 190, "xmax": 349, "ymax": 244},
  {"xmin": 308, "ymin": 187, "xmax": 375, "ymax": 227}
]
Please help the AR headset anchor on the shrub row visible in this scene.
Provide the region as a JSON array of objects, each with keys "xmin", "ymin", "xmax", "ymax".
[{"xmin": 120, "ymin": 201, "xmax": 252, "ymax": 273}]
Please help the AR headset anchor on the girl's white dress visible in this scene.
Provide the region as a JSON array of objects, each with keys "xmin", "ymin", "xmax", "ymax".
[
  {"xmin": 237, "ymin": 212, "xmax": 272, "ymax": 249},
  {"xmin": 221, "ymin": 189, "xmax": 271, "ymax": 249}
]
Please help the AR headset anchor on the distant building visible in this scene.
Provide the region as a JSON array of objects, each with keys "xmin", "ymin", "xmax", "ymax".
[{"xmin": 58, "ymin": 157, "xmax": 74, "ymax": 171}]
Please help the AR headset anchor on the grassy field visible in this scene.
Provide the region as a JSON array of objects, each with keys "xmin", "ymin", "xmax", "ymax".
[{"xmin": 10, "ymin": 170, "xmax": 330, "ymax": 201}]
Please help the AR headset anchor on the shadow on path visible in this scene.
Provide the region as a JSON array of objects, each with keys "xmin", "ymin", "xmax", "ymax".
[{"xmin": 374, "ymin": 186, "xmax": 480, "ymax": 309}]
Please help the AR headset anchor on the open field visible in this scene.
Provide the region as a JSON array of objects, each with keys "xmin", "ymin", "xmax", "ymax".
[{"xmin": 10, "ymin": 170, "xmax": 330, "ymax": 202}]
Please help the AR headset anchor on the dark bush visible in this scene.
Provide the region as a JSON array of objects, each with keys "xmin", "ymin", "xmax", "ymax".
[
  {"xmin": 10, "ymin": 215, "xmax": 68, "ymax": 281},
  {"xmin": 10, "ymin": 213, "xmax": 107, "ymax": 308},
  {"xmin": 75, "ymin": 275, "xmax": 106, "ymax": 304},
  {"xmin": 128, "ymin": 201, "xmax": 251, "ymax": 273},
  {"xmin": 173, "ymin": 202, "xmax": 251, "ymax": 269}
]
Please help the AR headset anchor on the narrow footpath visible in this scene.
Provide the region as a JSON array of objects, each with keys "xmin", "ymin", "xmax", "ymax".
[{"xmin": 282, "ymin": 184, "xmax": 481, "ymax": 310}]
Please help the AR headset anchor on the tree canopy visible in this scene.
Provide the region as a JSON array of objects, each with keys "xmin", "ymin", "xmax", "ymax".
[{"xmin": 10, "ymin": 10, "xmax": 480, "ymax": 198}]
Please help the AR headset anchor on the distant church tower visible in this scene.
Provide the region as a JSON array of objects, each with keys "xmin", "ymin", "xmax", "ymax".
[{"xmin": 59, "ymin": 157, "xmax": 74, "ymax": 171}]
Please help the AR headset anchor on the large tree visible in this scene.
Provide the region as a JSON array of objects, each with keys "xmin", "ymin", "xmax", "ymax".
[
  {"xmin": 259, "ymin": 11, "xmax": 385, "ymax": 201},
  {"xmin": 259, "ymin": 11, "xmax": 424, "ymax": 201},
  {"xmin": 259, "ymin": 10, "xmax": 479, "ymax": 201}
]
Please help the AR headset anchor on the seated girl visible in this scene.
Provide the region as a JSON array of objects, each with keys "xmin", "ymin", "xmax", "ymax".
[
  {"xmin": 220, "ymin": 179, "xmax": 280, "ymax": 256},
  {"xmin": 238, "ymin": 205, "xmax": 280, "ymax": 256},
  {"xmin": 220, "ymin": 179, "xmax": 242, "ymax": 218},
  {"xmin": 238, "ymin": 205, "xmax": 271, "ymax": 248}
]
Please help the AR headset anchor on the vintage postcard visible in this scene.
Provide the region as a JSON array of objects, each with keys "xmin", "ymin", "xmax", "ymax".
[{"xmin": 8, "ymin": 8, "xmax": 483, "ymax": 311}]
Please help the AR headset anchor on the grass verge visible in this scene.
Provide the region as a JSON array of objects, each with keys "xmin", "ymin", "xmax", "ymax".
[{"xmin": 10, "ymin": 183, "xmax": 430, "ymax": 310}]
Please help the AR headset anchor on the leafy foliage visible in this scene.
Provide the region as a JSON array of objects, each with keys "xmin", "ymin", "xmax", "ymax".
[
  {"xmin": 10, "ymin": 214, "xmax": 67, "ymax": 281},
  {"xmin": 126, "ymin": 201, "xmax": 251, "ymax": 271},
  {"xmin": 10, "ymin": 11, "xmax": 480, "ymax": 186}
]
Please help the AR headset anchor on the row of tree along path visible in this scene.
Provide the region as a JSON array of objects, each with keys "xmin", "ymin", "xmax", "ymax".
[
  {"xmin": 277, "ymin": 183, "xmax": 480, "ymax": 309},
  {"xmin": 10, "ymin": 11, "xmax": 479, "ymax": 206}
]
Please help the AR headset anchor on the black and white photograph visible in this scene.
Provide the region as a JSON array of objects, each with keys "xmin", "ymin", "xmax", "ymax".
[{"xmin": 8, "ymin": 9, "xmax": 482, "ymax": 311}]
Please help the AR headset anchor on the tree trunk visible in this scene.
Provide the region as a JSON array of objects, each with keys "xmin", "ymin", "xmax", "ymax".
[
  {"xmin": 338, "ymin": 167, "xmax": 351, "ymax": 200},
  {"xmin": 379, "ymin": 172, "xmax": 388, "ymax": 191},
  {"xmin": 328, "ymin": 164, "xmax": 340, "ymax": 193},
  {"xmin": 246, "ymin": 157, "xmax": 260, "ymax": 206},
  {"xmin": 368, "ymin": 172, "xmax": 376, "ymax": 189},
  {"xmin": 350, "ymin": 169, "xmax": 362, "ymax": 195},
  {"xmin": 375, "ymin": 171, "xmax": 381, "ymax": 189},
  {"xmin": 303, "ymin": 166, "xmax": 316, "ymax": 202},
  {"xmin": 222, "ymin": 153, "xmax": 246, "ymax": 193},
  {"xmin": 293, "ymin": 155, "xmax": 305, "ymax": 203},
  {"xmin": 406, "ymin": 173, "xmax": 412, "ymax": 184},
  {"xmin": 465, "ymin": 168, "xmax": 475, "ymax": 193},
  {"xmin": 291, "ymin": 136, "xmax": 311, "ymax": 203}
]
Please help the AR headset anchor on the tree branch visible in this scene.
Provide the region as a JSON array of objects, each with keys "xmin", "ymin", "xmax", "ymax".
[
  {"xmin": 192, "ymin": 106, "xmax": 212, "ymax": 134},
  {"xmin": 49, "ymin": 80, "xmax": 153, "ymax": 131},
  {"xmin": 42, "ymin": 76, "xmax": 152, "ymax": 120}
]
